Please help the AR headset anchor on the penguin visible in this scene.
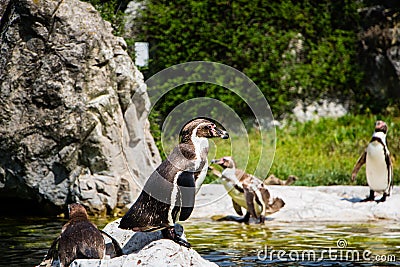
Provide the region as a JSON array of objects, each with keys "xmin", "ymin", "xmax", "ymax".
[
  {"xmin": 264, "ymin": 174, "xmax": 298, "ymax": 185},
  {"xmin": 119, "ymin": 118, "xmax": 229, "ymax": 248},
  {"xmin": 351, "ymin": 120, "xmax": 393, "ymax": 202},
  {"xmin": 211, "ymin": 156, "xmax": 285, "ymax": 223},
  {"xmin": 39, "ymin": 203, "xmax": 121, "ymax": 267}
]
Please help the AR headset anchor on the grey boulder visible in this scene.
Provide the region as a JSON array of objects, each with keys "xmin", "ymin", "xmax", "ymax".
[{"xmin": 0, "ymin": 0, "xmax": 161, "ymax": 215}]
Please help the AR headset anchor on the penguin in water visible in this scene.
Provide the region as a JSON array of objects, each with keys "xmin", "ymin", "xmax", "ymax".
[
  {"xmin": 119, "ymin": 118, "xmax": 229, "ymax": 248},
  {"xmin": 351, "ymin": 120, "xmax": 393, "ymax": 202},
  {"xmin": 39, "ymin": 203, "xmax": 122, "ymax": 267},
  {"xmin": 211, "ymin": 156, "xmax": 285, "ymax": 223}
]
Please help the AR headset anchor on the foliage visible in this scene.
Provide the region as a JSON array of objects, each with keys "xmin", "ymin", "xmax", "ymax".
[
  {"xmin": 82, "ymin": 0, "xmax": 127, "ymax": 36},
  {"xmin": 208, "ymin": 115, "xmax": 400, "ymax": 186},
  {"xmin": 131, "ymin": 0, "xmax": 364, "ymax": 120},
  {"xmin": 85, "ymin": 1, "xmax": 400, "ymax": 187}
]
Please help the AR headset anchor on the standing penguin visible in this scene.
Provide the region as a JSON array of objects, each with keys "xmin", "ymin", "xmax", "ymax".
[
  {"xmin": 351, "ymin": 120, "xmax": 393, "ymax": 202},
  {"xmin": 119, "ymin": 118, "xmax": 229, "ymax": 248},
  {"xmin": 211, "ymin": 156, "xmax": 285, "ymax": 223},
  {"xmin": 39, "ymin": 203, "xmax": 107, "ymax": 267}
]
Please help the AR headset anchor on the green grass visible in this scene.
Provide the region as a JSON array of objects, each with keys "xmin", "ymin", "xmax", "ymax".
[{"xmin": 205, "ymin": 114, "xmax": 400, "ymax": 186}]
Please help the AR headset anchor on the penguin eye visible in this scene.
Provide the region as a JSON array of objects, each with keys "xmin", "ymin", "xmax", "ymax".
[{"xmin": 207, "ymin": 124, "xmax": 214, "ymax": 130}]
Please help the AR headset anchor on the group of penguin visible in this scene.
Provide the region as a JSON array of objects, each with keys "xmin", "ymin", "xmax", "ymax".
[{"xmin": 40, "ymin": 119, "xmax": 394, "ymax": 266}]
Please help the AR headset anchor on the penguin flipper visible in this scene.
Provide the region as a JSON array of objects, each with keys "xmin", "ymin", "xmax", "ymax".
[
  {"xmin": 76, "ymin": 223, "xmax": 105, "ymax": 258},
  {"xmin": 100, "ymin": 230, "xmax": 123, "ymax": 257},
  {"xmin": 260, "ymin": 186, "xmax": 270, "ymax": 207},
  {"xmin": 176, "ymin": 171, "xmax": 196, "ymax": 222},
  {"xmin": 266, "ymin": 197, "xmax": 286, "ymax": 215},
  {"xmin": 232, "ymin": 199, "xmax": 243, "ymax": 216},
  {"xmin": 244, "ymin": 188, "xmax": 257, "ymax": 218},
  {"xmin": 385, "ymin": 150, "xmax": 393, "ymax": 196},
  {"xmin": 351, "ymin": 150, "xmax": 367, "ymax": 181},
  {"xmin": 39, "ymin": 235, "xmax": 60, "ymax": 267}
]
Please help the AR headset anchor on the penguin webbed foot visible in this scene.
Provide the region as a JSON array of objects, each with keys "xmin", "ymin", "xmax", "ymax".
[
  {"xmin": 214, "ymin": 212, "xmax": 251, "ymax": 223},
  {"xmin": 376, "ymin": 193, "xmax": 387, "ymax": 203},
  {"xmin": 161, "ymin": 226, "xmax": 191, "ymax": 248},
  {"xmin": 361, "ymin": 190, "xmax": 375, "ymax": 202},
  {"xmin": 237, "ymin": 212, "xmax": 251, "ymax": 223},
  {"xmin": 258, "ymin": 215, "xmax": 266, "ymax": 224}
]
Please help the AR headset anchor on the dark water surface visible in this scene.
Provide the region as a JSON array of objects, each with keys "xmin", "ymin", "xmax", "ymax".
[{"xmin": 1, "ymin": 216, "xmax": 399, "ymax": 266}]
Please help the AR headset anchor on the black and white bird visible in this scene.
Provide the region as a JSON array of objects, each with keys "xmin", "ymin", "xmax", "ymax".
[
  {"xmin": 351, "ymin": 120, "xmax": 393, "ymax": 202},
  {"xmin": 119, "ymin": 118, "xmax": 229, "ymax": 248},
  {"xmin": 39, "ymin": 203, "xmax": 122, "ymax": 267},
  {"xmin": 211, "ymin": 156, "xmax": 285, "ymax": 223}
]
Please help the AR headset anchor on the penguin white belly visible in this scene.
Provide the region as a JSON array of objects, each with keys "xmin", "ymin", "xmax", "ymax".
[
  {"xmin": 195, "ymin": 162, "xmax": 208, "ymax": 193},
  {"xmin": 366, "ymin": 142, "xmax": 389, "ymax": 193}
]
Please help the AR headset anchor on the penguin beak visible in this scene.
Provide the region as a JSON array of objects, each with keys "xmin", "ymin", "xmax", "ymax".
[
  {"xmin": 214, "ymin": 127, "xmax": 229, "ymax": 139},
  {"xmin": 211, "ymin": 159, "xmax": 218, "ymax": 164},
  {"xmin": 211, "ymin": 158, "xmax": 223, "ymax": 165},
  {"xmin": 375, "ymin": 120, "xmax": 388, "ymax": 133}
]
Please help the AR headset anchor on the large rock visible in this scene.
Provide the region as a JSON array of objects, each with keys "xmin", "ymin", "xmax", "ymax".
[
  {"xmin": 70, "ymin": 239, "xmax": 217, "ymax": 267},
  {"xmin": 68, "ymin": 219, "xmax": 216, "ymax": 267},
  {"xmin": 358, "ymin": 2, "xmax": 400, "ymax": 107},
  {"xmin": 0, "ymin": 0, "xmax": 161, "ymax": 215}
]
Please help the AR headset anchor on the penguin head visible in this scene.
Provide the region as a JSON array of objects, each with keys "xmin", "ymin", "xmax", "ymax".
[
  {"xmin": 68, "ymin": 203, "xmax": 88, "ymax": 220},
  {"xmin": 211, "ymin": 156, "xmax": 236, "ymax": 169},
  {"xmin": 286, "ymin": 175, "xmax": 298, "ymax": 185},
  {"xmin": 374, "ymin": 120, "xmax": 388, "ymax": 134},
  {"xmin": 180, "ymin": 118, "xmax": 229, "ymax": 143}
]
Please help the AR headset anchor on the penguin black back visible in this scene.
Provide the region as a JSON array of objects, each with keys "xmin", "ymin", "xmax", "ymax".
[
  {"xmin": 59, "ymin": 203, "xmax": 105, "ymax": 266},
  {"xmin": 40, "ymin": 203, "xmax": 106, "ymax": 267}
]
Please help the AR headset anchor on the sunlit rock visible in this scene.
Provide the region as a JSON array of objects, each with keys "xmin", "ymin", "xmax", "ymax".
[
  {"xmin": 68, "ymin": 219, "xmax": 217, "ymax": 267},
  {"xmin": 0, "ymin": 0, "xmax": 161, "ymax": 215}
]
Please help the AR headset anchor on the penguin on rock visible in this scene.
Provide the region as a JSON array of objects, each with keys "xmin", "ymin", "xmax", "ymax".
[
  {"xmin": 119, "ymin": 118, "xmax": 229, "ymax": 248},
  {"xmin": 39, "ymin": 203, "xmax": 122, "ymax": 267},
  {"xmin": 211, "ymin": 156, "xmax": 285, "ymax": 223},
  {"xmin": 351, "ymin": 120, "xmax": 393, "ymax": 202}
]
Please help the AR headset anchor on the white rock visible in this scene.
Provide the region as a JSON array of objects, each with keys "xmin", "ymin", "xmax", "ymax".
[
  {"xmin": 69, "ymin": 219, "xmax": 216, "ymax": 267},
  {"xmin": 292, "ymin": 99, "xmax": 348, "ymax": 122},
  {"xmin": 71, "ymin": 239, "xmax": 215, "ymax": 267},
  {"xmin": 191, "ymin": 184, "xmax": 400, "ymax": 222}
]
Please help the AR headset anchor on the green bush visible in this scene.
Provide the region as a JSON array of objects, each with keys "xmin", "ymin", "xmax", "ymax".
[
  {"xmin": 82, "ymin": 0, "xmax": 127, "ymax": 36},
  {"xmin": 130, "ymin": 0, "xmax": 364, "ymax": 119}
]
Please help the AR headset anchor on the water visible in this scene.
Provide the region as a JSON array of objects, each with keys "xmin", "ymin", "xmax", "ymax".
[
  {"xmin": 1, "ymin": 216, "xmax": 399, "ymax": 267},
  {"xmin": 185, "ymin": 219, "xmax": 400, "ymax": 266}
]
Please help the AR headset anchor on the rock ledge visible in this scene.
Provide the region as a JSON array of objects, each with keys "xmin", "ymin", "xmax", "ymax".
[
  {"xmin": 70, "ymin": 219, "xmax": 217, "ymax": 267},
  {"xmin": 192, "ymin": 184, "xmax": 400, "ymax": 222}
]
